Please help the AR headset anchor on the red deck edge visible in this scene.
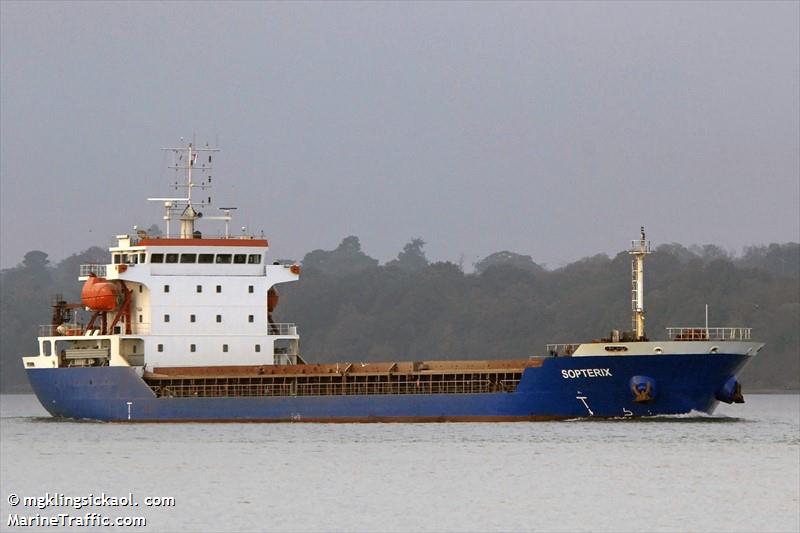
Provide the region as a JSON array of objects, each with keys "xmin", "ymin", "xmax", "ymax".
[{"xmin": 138, "ymin": 238, "xmax": 268, "ymax": 247}]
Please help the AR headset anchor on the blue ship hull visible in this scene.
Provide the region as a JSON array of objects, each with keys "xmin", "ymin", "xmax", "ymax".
[{"xmin": 25, "ymin": 353, "xmax": 749, "ymax": 421}]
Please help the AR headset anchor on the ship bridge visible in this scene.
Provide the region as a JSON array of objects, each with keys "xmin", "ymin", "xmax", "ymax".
[{"xmin": 24, "ymin": 141, "xmax": 304, "ymax": 372}]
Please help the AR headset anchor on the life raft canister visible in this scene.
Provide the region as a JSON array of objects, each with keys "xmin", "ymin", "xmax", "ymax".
[{"xmin": 630, "ymin": 375, "xmax": 657, "ymax": 403}]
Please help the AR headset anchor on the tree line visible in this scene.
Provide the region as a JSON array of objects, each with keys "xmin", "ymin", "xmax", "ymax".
[{"xmin": 1, "ymin": 238, "xmax": 797, "ymax": 392}]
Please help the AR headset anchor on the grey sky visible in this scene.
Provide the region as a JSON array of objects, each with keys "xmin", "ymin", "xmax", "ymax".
[{"xmin": 2, "ymin": 1, "xmax": 798, "ymax": 271}]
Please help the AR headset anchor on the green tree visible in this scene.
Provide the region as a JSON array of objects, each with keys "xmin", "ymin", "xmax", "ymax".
[
  {"xmin": 301, "ymin": 236, "xmax": 379, "ymax": 277},
  {"xmin": 474, "ymin": 251, "xmax": 544, "ymax": 275},
  {"xmin": 386, "ymin": 238, "xmax": 428, "ymax": 272}
]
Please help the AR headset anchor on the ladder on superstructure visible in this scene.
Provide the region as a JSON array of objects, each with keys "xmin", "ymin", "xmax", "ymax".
[{"xmin": 629, "ymin": 227, "xmax": 652, "ymax": 340}]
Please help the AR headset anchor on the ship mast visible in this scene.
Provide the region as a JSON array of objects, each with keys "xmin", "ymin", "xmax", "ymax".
[
  {"xmin": 148, "ymin": 140, "xmax": 219, "ymax": 238},
  {"xmin": 629, "ymin": 226, "xmax": 652, "ymax": 340}
]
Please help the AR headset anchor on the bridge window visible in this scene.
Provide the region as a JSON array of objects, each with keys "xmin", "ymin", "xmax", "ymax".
[
  {"xmin": 216, "ymin": 254, "xmax": 232, "ymax": 264},
  {"xmin": 113, "ymin": 254, "xmax": 121, "ymax": 264},
  {"xmin": 165, "ymin": 253, "xmax": 179, "ymax": 264},
  {"xmin": 139, "ymin": 253, "xmax": 146, "ymax": 263},
  {"xmin": 180, "ymin": 253, "xmax": 197, "ymax": 263},
  {"xmin": 198, "ymin": 254, "xmax": 214, "ymax": 264},
  {"xmin": 150, "ymin": 253, "xmax": 164, "ymax": 263},
  {"xmin": 248, "ymin": 254, "xmax": 262, "ymax": 264},
  {"xmin": 234, "ymin": 254, "xmax": 247, "ymax": 264}
]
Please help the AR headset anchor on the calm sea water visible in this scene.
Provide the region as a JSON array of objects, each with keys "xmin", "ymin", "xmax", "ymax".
[{"xmin": 1, "ymin": 394, "xmax": 797, "ymax": 533}]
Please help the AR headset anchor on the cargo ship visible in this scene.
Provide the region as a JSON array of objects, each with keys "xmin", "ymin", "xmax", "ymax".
[{"xmin": 23, "ymin": 143, "xmax": 763, "ymax": 421}]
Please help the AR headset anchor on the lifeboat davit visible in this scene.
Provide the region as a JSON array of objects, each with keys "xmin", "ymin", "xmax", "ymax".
[{"xmin": 81, "ymin": 273, "xmax": 123, "ymax": 311}]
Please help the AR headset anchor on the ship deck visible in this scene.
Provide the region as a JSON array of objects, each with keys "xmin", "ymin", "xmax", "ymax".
[{"xmin": 144, "ymin": 359, "xmax": 542, "ymax": 398}]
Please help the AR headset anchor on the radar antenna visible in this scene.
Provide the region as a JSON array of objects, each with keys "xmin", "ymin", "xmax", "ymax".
[
  {"xmin": 148, "ymin": 140, "xmax": 219, "ymax": 238},
  {"xmin": 204, "ymin": 207, "xmax": 238, "ymax": 239}
]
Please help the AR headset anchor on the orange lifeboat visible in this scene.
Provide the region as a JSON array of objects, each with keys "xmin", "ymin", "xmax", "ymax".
[
  {"xmin": 81, "ymin": 274, "xmax": 123, "ymax": 311},
  {"xmin": 267, "ymin": 287, "xmax": 279, "ymax": 313}
]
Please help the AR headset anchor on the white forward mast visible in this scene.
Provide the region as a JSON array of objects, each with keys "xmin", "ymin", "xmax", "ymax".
[{"xmin": 629, "ymin": 226, "xmax": 652, "ymax": 340}]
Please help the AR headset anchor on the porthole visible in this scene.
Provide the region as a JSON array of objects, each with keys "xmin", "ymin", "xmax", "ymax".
[
  {"xmin": 710, "ymin": 346, "xmax": 719, "ymax": 354},
  {"xmin": 654, "ymin": 347, "xmax": 663, "ymax": 354}
]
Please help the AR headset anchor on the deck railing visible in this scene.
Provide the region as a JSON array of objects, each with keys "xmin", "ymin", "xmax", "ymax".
[
  {"xmin": 544, "ymin": 343, "xmax": 580, "ymax": 356},
  {"xmin": 267, "ymin": 323, "xmax": 297, "ymax": 336},
  {"xmin": 40, "ymin": 323, "xmax": 152, "ymax": 336},
  {"xmin": 79, "ymin": 264, "xmax": 107, "ymax": 277},
  {"xmin": 150, "ymin": 380, "xmax": 524, "ymax": 398},
  {"xmin": 147, "ymin": 373, "xmax": 522, "ymax": 398},
  {"xmin": 39, "ymin": 324, "xmax": 84, "ymax": 336},
  {"xmin": 666, "ymin": 327, "xmax": 752, "ymax": 341}
]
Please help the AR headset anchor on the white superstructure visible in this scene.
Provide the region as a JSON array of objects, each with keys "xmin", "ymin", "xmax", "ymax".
[{"xmin": 24, "ymin": 142, "xmax": 301, "ymax": 371}]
